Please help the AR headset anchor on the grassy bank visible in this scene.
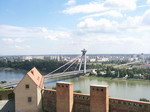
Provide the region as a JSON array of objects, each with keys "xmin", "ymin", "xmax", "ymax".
[
  {"xmin": 0, "ymin": 67, "xmax": 15, "ymax": 71},
  {"xmin": 0, "ymin": 67, "xmax": 47, "ymax": 74},
  {"xmin": 0, "ymin": 88, "xmax": 14, "ymax": 91},
  {"xmin": 84, "ymin": 74, "xmax": 150, "ymax": 83}
]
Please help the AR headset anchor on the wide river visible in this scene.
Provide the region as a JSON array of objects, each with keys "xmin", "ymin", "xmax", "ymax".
[{"xmin": 0, "ymin": 70, "xmax": 150, "ymax": 101}]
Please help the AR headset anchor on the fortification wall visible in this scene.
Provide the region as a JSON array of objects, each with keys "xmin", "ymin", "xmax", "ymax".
[
  {"xmin": 42, "ymin": 83, "xmax": 150, "ymax": 112},
  {"xmin": 42, "ymin": 89, "xmax": 56, "ymax": 112},
  {"xmin": 0, "ymin": 90, "xmax": 15, "ymax": 112},
  {"xmin": 73, "ymin": 93, "xmax": 90, "ymax": 112},
  {"xmin": 109, "ymin": 97, "xmax": 150, "ymax": 112},
  {"xmin": 0, "ymin": 89, "xmax": 14, "ymax": 100}
]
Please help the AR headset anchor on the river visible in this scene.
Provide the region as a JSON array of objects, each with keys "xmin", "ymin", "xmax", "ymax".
[{"xmin": 0, "ymin": 70, "xmax": 150, "ymax": 101}]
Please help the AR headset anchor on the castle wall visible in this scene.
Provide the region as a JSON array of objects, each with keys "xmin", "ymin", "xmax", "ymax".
[
  {"xmin": 73, "ymin": 93, "xmax": 90, "ymax": 112},
  {"xmin": 0, "ymin": 90, "xmax": 15, "ymax": 112},
  {"xmin": 90, "ymin": 85, "xmax": 109, "ymax": 112},
  {"xmin": 56, "ymin": 82, "xmax": 73, "ymax": 112},
  {"xmin": 109, "ymin": 97, "xmax": 150, "ymax": 112},
  {"xmin": 42, "ymin": 89, "xmax": 56, "ymax": 112},
  {"xmin": 0, "ymin": 89, "xmax": 14, "ymax": 100},
  {"xmin": 42, "ymin": 83, "xmax": 150, "ymax": 112}
]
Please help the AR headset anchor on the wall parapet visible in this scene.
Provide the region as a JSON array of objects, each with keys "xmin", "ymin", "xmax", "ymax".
[
  {"xmin": 43, "ymin": 89, "xmax": 56, "ymax": 95},
  {"xmin": 73, "ymin": 93, "xmax": 90, "ymax": 112},
  {"xmin": 42, "ymin": 89, "xmax": 56, "ymax": 112},
  {"xmin": 42, "ymin": 84, "xmax": 150, "ymax": 112},
  {"xmin": 110, "ymin": 97, "xmax": 150, "ymax": 112},
  {"xmin": 74, "ymin": 93, "xmax": 90, "ymax": 105}
]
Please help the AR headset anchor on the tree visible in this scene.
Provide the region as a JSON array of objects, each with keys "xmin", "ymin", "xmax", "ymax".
[
  {"xmin": 139, "ymin": 98, "xmax": 150, "ymax": 102},
  {"xmin": 74, "ymin": 90, "xmax": 82, "ymax": 93},
  {"xmin": 0, "ymin": 86, "xmax": 4, "ymax": 89}
]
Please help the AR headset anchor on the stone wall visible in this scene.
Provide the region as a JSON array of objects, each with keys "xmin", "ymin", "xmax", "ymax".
[
  {"xmin": 43, "ymin": 90, "xmax": 90, "ymax": 112},
  {"xmin": 42, "ymin": 84, "xmax": 150, "ymax": 112},
  {"xmin": 0, "ymin": 89, "xmax": 15, "ymax": 112},
  {"xmin": 56, "ymin": 82, "xmax": 73, "ymax": 112},
  {"xmin": 73, "ymin": 93, "xmax": 90, "ymax": 112},
  {"xmin": 0, "ymin": 89, "xmax": 14, "ymax": 100},
  {"xmin": 42, "ymin": 89, "xmax": 56, "ymax": 112},
  {"xmin": 109, "ymin": 97, "xmax": 150, "ymax": 112}
]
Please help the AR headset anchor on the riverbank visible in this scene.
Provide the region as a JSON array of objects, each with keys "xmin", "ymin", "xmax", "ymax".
[
  {"xmin": 0, "ymin": 67, "xmax": 46, "ymax": 74},
  {"xmin": 84, "ymin": 75, "xmax": 150, "ymax": 83},
  {"xmin": 0, "ymin": 67, "xmax": 15, "ymax": 71},
  {"xmin": 0, "ymin": 67, "xmax": 28, "ymax": 74}
]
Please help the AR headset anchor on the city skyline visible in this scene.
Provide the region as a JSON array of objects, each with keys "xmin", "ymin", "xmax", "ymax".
[{"xmin": 0, "ymin": 0, "xmax": 150, "ymax": 55}]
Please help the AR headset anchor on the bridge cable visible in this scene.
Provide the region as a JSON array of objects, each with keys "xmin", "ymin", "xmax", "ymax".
[
  {"xmin": 74, "ymin": 59, "xmax": 80, "ymax": 71},
  {"xmin": 61, "ymin": 57, "xmax": 80, "ymax": 74},
  {"xmin": 50, "ymin": 57, "xmax": 80, "ymax": 76},
  {"xmin": 47, "ymin": 55, "xmax": 81, "ymax": 75}
]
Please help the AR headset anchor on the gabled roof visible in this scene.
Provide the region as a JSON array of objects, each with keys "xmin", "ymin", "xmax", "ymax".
[{"xmin": 27, "ymin": 67, "xmax": 44, "ymax": 88}]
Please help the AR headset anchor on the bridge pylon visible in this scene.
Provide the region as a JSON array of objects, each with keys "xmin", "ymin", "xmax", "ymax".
[{"xmin": 79, "ymin": 49, "xmax": 87, "ymax": 74}]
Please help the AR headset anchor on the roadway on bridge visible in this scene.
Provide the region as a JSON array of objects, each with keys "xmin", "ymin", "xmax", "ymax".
[{"xmin": 0, "ymin": 69, "xmax": 92, "ymax": 88}]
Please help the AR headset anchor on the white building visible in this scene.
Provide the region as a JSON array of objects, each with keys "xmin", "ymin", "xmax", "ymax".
[{"xmin": 14, "ymin": 67, "xmax": 44, "ymax": 112}]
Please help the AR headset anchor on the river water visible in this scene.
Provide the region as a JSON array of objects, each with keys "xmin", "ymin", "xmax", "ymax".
[{"xmin": 0, "ymin": 70, "xmax": 150, "ymax": 101}]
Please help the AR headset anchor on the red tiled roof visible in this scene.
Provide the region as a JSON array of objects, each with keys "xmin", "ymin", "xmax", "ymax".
[{"xmin": 27, "ymin": 67, "xmax": 44, "ymax": 88}]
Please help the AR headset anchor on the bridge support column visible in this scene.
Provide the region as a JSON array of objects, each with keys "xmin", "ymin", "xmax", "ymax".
[
  {"xmin": 79, "ymin": 49, "xmax": 87, "ymax": 74},
  {"xmin": 90, "ymin": 85, "xmax": 109, "ymax": 112},
  {"xmin": 56, "ymin": 82, "xmax": 73, "ymax": 112}
]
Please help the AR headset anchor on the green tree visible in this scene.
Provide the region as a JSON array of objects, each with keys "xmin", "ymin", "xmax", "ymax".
[{"xmin": 139, "ymin": 98, "xmax": 150, "ymax": 102}]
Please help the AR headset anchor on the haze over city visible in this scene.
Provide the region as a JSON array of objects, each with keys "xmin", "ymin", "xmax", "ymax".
[{"xmin": 0, "ymin": 0, "xmax": 150, "ymax": 55}]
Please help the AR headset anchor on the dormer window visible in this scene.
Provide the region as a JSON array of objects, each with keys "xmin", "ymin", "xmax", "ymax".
[
  {"xmin": 25, "ymin": 84, "xmax": 29, "ymax": 89},
  {"xmin": 31, "ymin": 70, "xmax": 34, "ymax": 75}
]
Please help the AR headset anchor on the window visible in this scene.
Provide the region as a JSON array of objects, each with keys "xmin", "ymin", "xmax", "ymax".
[
  {"xmin": 28, "ymin": 97, "xmax": 32, "ymax": 102},
  {"xmin": 25, "ymin": 84, "xmax": 29, "ymax": 89}
]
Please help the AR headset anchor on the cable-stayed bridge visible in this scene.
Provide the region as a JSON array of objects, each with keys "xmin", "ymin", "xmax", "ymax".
[
  {"xmin": 0, "ymin": 49, "xmax": 90, "ymax": 88},
  {"xmin": 1, "ymin": 69, "xmax": 92, "ymax": 88}
]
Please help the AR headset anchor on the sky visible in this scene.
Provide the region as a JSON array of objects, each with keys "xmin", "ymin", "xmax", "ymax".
[{"xmin": 0, "ymin": 0, "xmax": 150, "ymax": 55}]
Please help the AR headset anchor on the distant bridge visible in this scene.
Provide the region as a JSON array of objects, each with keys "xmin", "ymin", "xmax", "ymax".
[
  {"xmin": 44, "ymin": 69, "xmax": 92, "ymax": 79},
  {"xmin": 0, "ymin": 69, "xmax": 92, "ymax": 88},
  {"xmin": 1, "ymin": 49, "xmax": 90, "ymax": 88},
  {"xmin": 114, "ymin": 61, "xmax": 141, "ymax": 67},
  {"xmin": 0, "ymin": 50, "xmax": 142, "ymax": 88}
]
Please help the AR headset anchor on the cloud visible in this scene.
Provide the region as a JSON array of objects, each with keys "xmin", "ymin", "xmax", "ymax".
[
  {"xmin": 119, "ymin": 9, "xmax": 150, "ymax": 31},
  {"xmin": 62, "ymin": 0, "xmax": 137, "ymax": 14},
  {"xmin": 67, "ymin": 29, "xmax": 150, "ymax": 53},
  {"xmin": 147, "ymin": 0, "xmax": 150, "ymax": 5},
  {"xmin": 81, "ymin": 10, "xmax": 123, "ymax": 19},
  {"xmin": 72, "ymin": 8, "xmax": 150, "ymax": 53},
  {"xmin": 104, "ymin": 0, "xmax": 137, "ymax": 11},
  {"xmin": 15, "ymin": 45, "xmax": 31, "ymax": 49},
  {"xmin": 62, "ymin": 2, "xmax": 108, "ymax": 14},
  {"xmin": 65, "ymin": 0, "xmax": 76, "ymax": 5},
  {"xmin": 15, "ymin": 45, "xmax": 23, "ymax": 49},
  {"xmin": 77, "ymin": 18, "xmax": 119, "ymax": 33},
  {"xmin": 0, "ymin": 25, "xmax": 71, "ymax": 40},
  {"xmin": 1, "ymin": 6, "xmax": 150, "ymax": 54},
  {"xmin": 45, "ymin": 30, "xmax": 71, "ymax": 40},
  {"xmin": 142, "ymin": 9, "xmax": 150, "ymax": 26},
  {"xmin": 78, "ymin": 8, "xmax": 150, "ymax": 34},
  {"xmin": 2, "ymin": 38, "xmax": 24, "ymax": 43}
]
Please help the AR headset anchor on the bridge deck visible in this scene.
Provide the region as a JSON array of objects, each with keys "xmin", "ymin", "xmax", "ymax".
[{"xmin": 0, "ymin": 69, "xmax": 92, "ymax": 88}]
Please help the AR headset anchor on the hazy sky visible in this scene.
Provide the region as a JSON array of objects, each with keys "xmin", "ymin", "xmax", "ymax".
[{"xmin": 0, "ymin": 0, "xmax": 150, "ymax": 55}]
